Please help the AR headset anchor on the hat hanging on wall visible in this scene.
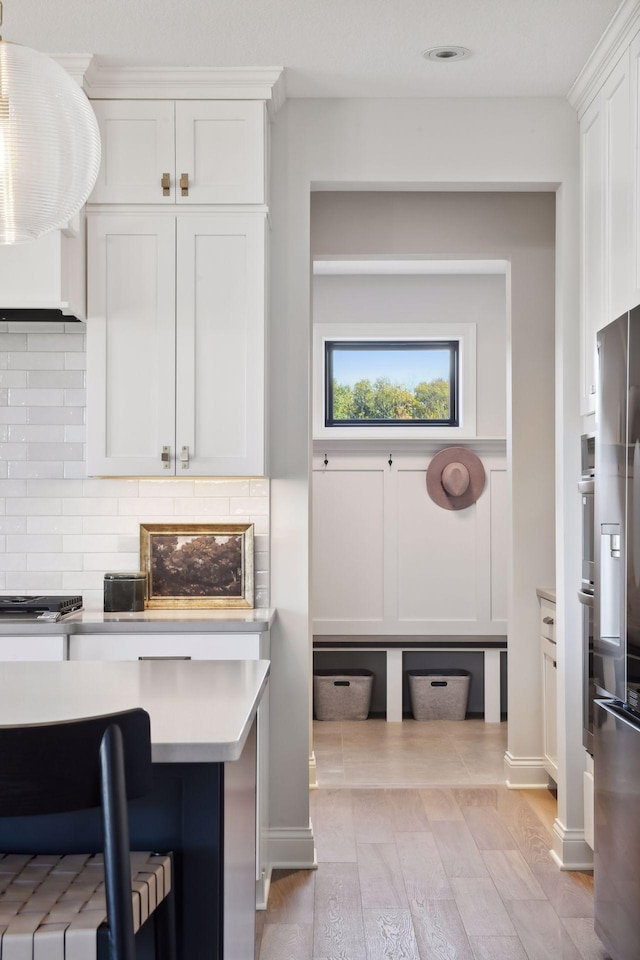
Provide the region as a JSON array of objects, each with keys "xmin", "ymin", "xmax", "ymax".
[{"xmin": 426, "ymin": 446, "xmax": 486, "ymax": 511}]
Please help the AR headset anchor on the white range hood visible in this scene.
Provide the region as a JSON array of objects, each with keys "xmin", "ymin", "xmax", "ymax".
[
  {"xmin": 0, "ymin": 213, "xmax": 86, "ymax": 319},
  {"xmin": 0, "ymin": 56, "xmax": 93, "ymax": 321}
]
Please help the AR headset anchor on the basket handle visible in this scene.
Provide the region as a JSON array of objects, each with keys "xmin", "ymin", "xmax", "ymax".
[
  {"xmin": 334, "ymin": 680, "xmax": 350, "ymax": 687},
  {"xmin": 431, "ymin": 680, "xmax": 448, "ymax": 687}
]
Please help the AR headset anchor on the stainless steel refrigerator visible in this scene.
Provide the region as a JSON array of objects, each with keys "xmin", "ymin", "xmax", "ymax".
[{"xmin": 594, "ymin": 305, "xmax": 640, "ymax": 960}]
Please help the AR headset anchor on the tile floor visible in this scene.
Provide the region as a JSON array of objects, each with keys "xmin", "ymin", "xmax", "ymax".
[
  {"xmin": 313, "ymin": 718, "xmax": 509, "ymax": 786},
  {"xmin": 255, "ymin": 720, "xmax": 605, "ymax": 960}
]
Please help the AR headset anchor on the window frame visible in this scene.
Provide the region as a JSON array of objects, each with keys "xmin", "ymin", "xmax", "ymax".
[
  {"xmin": 313, "ymin": 322, "xmax": 477, "ymax": 440},
  {"xmin": 324, "ymin": 339, "xmax": 460, "ymax": 428}
]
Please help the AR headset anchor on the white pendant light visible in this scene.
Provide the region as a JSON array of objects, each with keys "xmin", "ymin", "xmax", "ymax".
[{"xmin": 0, "ymin": 1, "xmax": 101, "ymax": 244}]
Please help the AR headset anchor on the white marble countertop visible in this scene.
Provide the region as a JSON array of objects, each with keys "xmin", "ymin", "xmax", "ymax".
[
  {"xmin": 536, "ymin": 587, "xmax": 556, "ymax": 603},
  {"xmin": 0, "ymin": 607, "xmax": 276, "ymax": 636},
  {"xmin": 0, "ymin": 658, "xmax": 269, "ymax": 763}
]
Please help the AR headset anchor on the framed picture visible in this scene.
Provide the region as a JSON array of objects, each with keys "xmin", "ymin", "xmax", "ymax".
[{"xmin": 140, "ymin": 523, "xmax": 254, "ymax": 609}]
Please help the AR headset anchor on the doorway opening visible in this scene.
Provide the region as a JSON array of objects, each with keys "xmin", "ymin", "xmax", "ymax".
[{"xmin": 308, "ymin": 190, "xmax": 556, "ymax": 792}]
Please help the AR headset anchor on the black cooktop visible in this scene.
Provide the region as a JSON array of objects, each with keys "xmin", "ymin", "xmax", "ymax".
[{"xmin": 0, "ymin": 595, "xmax": 83, "ymax": 615}]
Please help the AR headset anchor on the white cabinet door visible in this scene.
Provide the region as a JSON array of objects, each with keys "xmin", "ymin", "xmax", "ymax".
[
  {"xmin": 90, "ymin": 101, "xmax": 176, "ymax": 204},
  {"xmin": 0, "ymin": 636, "xmax": 66, "ymax": 660},
  {"xmin": 540, "ymin": 599, "xmax": 557, "ymax": 779},
  {"xmin": 630, "ymin": 33, "xmax": 640, "ymax": 308},
  {"xmin": 580, "ymin": 95, "xmax": 605, "ymax": 415},
  {"xmin": 90, "ymin": 100, "xmax": 265, "ymax": 206},
  {"xmin": 603, "ymin": 49, "xmax": 632, "ymax": 322},
  {"xmin": 175, "ymin": 102, "xmax": 265, "ymax": 204},
  {"xmin": 542, "ymin": 638, "xmax": 558, "ymax": 778},
  {"xmin": 86, "ymin": 214, "xmax": 177, "ymax": 476},
  {"xmin": 176, "ymin": 214, "xmax": 266, "ymax": 475}
]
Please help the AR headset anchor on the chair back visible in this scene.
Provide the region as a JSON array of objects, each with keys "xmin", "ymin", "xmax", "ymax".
[{"xmin": 0, "ymin": 708, "xmax": 152, "ymax": 817}]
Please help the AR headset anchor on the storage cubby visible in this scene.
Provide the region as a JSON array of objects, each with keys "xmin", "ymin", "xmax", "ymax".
[{"xmin": 313, "ymin": 650, "xmax": 387, "ymax": 716}]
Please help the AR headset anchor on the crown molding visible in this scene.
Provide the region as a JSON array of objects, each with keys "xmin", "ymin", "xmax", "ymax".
[
  {"xmin": 82, "ymin": 62, "xmax": 286, "ymax": 116},
  {"xmin": 568, "ymin": 0, "xmax": 640, "ymax": 116},
  {"xmin": 51, "ymin": 54, "xmax": 96, "ymax": 87}
]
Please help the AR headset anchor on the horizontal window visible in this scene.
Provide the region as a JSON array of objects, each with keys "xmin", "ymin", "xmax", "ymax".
[
  {"xmin": 325, "ymin": 340, "xmax": 459, "ymax": 428},
  {"xmin": 312, "ymin": 322, "xmax": 476, "ymax": 440}
]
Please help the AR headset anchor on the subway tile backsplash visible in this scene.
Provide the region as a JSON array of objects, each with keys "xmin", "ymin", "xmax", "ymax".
[{"xmin": 0, "ymin": 322, "xmax": 270, "ymax": 610}]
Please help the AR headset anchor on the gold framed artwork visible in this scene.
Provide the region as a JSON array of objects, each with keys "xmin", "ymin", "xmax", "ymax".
[{"xmin": 139, "ymin": 523, "xmax": 254, "ymax": 609}]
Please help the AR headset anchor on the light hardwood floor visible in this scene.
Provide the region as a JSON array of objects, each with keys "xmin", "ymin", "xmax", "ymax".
[{"xmin": 256, "ymin": 721, "xmax": 605, "ymax": 960}]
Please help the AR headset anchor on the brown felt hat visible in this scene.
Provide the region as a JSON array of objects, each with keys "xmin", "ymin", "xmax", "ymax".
[{"xmin": 426, "ymin": 447, "xmax": 486, "ymax": 511}]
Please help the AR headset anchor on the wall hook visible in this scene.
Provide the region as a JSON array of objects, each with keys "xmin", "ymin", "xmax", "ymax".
[
  {"xmin": 388, "ymin": 453, "xmax": 393, "ymax": 468},
  {"xmin": 323, "ymin": 453, "xmax": 329, "ymax": 467}
]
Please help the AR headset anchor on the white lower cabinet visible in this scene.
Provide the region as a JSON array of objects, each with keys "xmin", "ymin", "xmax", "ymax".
[
  {"xmin": 69, "ymin": 631, "xmax": 271, "ymax": 906},
  {"xmin": 0, "ymin": 636, "xmax": 67, "ymax": 661},
  {"xmin": 87, "ymin": 211, "xmax": 267, "ymax": 477},
  {"xmin": 540, "ymin": 599, "xmax": 558, "ymax": 780}
]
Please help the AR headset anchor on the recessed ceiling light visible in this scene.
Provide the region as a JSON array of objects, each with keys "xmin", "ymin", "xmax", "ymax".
[{"xmin": 423, "ymin": 46, "xmax": 470, "ymax": 62}]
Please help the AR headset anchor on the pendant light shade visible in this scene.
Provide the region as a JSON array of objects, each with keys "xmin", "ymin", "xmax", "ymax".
[{"xmin": 0, "ymin": 41, "xmax": 101, "ymax": 244}]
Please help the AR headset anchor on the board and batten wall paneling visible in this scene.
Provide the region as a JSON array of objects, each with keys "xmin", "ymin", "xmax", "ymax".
[
  {"xmin": 397, "ymin": 470, "xmax": 477, "ymax": 622},
  {"xmin": 312, "ymin": 468, "xmax": 385, "ymax": 622},
  {"xmin": 312, "ymin": 452, "xmax": 507, "ymax": 635},
  {"xmin": 490, "ymin": 470, "xmax": 508, "ymax": 622}
]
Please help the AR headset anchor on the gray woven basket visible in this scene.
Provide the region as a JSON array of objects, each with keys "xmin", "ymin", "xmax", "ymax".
[
  {"xmin": 314, "ymin": 670, "xmax": 374, "ymax": 721},
  {"xmin": 408, "ymin": 669, "xmax": 471, "ymax": 721}
]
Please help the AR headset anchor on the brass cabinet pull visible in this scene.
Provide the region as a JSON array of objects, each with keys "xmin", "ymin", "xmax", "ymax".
[
  {"xmin": 180, "ymin": 172, "xmax": 189, "ymax": 196},
  {"xmin": 161, "ymin": 445, "xmax": 171, "ymax": 469},
  {"xmin": 542, "ymin": 616, "xmax": 554, "ymax": 625},
  {"xmin": 161, "ymin": 172, "xmax": 170, "ymax": 196}
]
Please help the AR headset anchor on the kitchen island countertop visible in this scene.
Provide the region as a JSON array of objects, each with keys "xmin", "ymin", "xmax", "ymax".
[{"xmin": 0, "ymin": 657, "xmax": 269, "ymax": 762}]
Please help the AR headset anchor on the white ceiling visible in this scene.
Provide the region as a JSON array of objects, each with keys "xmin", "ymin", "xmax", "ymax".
[{"xmin": 7, "ymin": 0, "xmax": 621, "ymax": 98}]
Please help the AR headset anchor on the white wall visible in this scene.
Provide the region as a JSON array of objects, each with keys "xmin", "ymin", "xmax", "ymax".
[
  {"xmin": 269, "ymin": 97, "xmax": 582, "ymax": 871},
  {"xmin": 0, "ymin": 320, "xmax": 270, "ymax": 611},
  {"xmin": 313, "ymin": 273, "xmax": 507, "ymax": 437}
]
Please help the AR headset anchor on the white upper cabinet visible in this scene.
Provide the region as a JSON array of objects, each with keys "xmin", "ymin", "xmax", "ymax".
[
  {"xmin": 631, "ymin": 33, "xmax": 640, "ymax": 308},
  {"xmin": 86, "ymin": 212, "xmax": 266, "ymax": 477},
  {"xmin": 580, "ymin": 95, "xmax": 604, "ymax": 414},
  {"xmin": 90, "ymin": 100, "xmax": 266, "ymax": 205},
  {"xmin": 577, "ymin": 37, "xmax": 640, "ymax": 415},
  {"xmin": 602, "ymin": 49, "xmax": 631, "ymax": 323}
]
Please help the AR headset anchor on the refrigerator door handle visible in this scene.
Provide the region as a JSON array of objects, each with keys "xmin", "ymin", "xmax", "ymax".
[
  {"xmin": 597, "ymin": 698, "xmax": 640, "ymax": 732},
  {"xmin": 600, "ymin": 522, "xmax": 622, "ymax": 641}
]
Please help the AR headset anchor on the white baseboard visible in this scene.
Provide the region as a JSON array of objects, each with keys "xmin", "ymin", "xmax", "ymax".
[
  {"xmin": 256, "ymin": 868, "xmax": 272, "ymax": 910},
  {"xmin": 551, "ymin": 818, "xmax": 594, "ymax": 870},
  {"xmin": 266, "ymin": 823, "xmax": 317, "ymax": 871},
  {"xmin": 503, "ymin": 751, "xmax": 549, "ymax": 788},
  {"xmin": 309, "ymin": 751, "xmax": 318, "ymax": 790}
]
